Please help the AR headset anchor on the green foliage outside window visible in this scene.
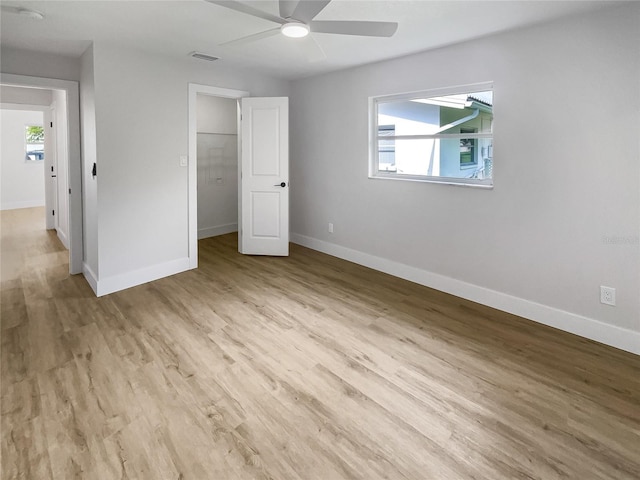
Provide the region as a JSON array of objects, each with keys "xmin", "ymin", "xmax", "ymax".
[{"xmin": 26, "ymin": 125, "xmax": 44, "ymax": 143}]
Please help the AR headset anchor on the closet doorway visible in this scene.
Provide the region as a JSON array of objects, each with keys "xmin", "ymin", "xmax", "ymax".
[
  {"xmin": 188, "ymin": 84, "xmax": 249, "ymax": 268},
  {"xmin": 196, "ymin": 94, "xmax": 239, "ymax": 240}
]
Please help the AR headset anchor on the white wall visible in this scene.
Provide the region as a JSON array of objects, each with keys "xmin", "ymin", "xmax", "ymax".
[
  {"xmin": 0, "ymin": 109, "xmax": 45, "ymax": 210},
  {"xmin": 0, "ymin": 46, "xmax": 81, "ymax": 81},
  {"xmin": 1, "ymin": 85, "xmax": 51, "ymax": 105},
  {"xmin": 80, "ymin": 45, "xmax": 99, "ymax": 279},
  {"xmin": 88, "ymin": 43, "xmax": 289, "ymax": 294},
  {"xmin": 197, "ymin": 94, "xmax": 238, "ymax": 239},
  {"xmin": 289, "ymin": 4, "xmax": 640, "ymax": 353},
  {"xmin": 197, "ymin": 94, "xmax": 237, "ymax": 134}
]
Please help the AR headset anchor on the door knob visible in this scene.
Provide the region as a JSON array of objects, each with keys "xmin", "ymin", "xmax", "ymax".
[{"xmin": 274, "ymin": 182, "xmax": 287, "ymax": 187}]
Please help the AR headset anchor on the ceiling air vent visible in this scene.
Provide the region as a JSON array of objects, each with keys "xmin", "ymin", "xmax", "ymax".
[{"xmin": 189, "ymin": 52, "xmax": 219, "ymax": 62}]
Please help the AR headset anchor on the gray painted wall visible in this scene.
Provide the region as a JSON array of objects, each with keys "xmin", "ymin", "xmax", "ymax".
[
  {"xmin": 1, "ymin": 85, "xmax": 52, "ymax": 105},
  {"xmin": 0, "ymin": 109, "xmax": 45, "ymax": 210},
  {"xmin": 289, "ymin": 4, "xmax": 640, "ymax": 345},
  {"xmin": 0, "ymin": 46, "xmax": 81, "ymax": 81},
  {"xmin": 89, "ymin": 43, "xmax": 290, "ymax": 282}
]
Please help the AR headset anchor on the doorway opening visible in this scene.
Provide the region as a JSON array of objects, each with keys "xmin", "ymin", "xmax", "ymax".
[
  {"xmin": 0, "ymin": 74, "xmax": 82, "ymax": 275},
  {"xmin": 187, "ymin": 84, "xmax": 249, "ymax": 268},
  {"xmin": 1, "ymin": 86, "xmax": 71, "ymax": 270},
  {"xmin": 196, "ymin": 94, "xmax": 239, "ymax": 241}
]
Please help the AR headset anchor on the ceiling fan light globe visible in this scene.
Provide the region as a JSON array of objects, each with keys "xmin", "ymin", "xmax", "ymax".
[{"xmin": 281, "ymin": 23, "xmax": 310, "ymax": 38}]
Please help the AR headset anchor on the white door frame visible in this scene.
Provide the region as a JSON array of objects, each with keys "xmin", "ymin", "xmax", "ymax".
[
  {"xmin": 1, "ymin": 73, "xmax": 83, "ymax": 274},
  {"xmin": 187, "ymin": 83, "xmax": 249, "ymax": 269}
]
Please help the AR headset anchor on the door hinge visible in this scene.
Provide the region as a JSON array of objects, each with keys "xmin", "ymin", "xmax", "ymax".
[{"xmin": 69, "ymin": 188, "xmax": 71, "ymax": 195}]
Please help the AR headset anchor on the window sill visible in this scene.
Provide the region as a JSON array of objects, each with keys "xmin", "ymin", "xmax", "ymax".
[{"xmin": 368, "ymin": 173, "xmax": 493, "ymax": 189}]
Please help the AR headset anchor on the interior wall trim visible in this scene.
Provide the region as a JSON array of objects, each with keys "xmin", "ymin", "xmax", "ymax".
[{"xmin": 85, "ymin": 257, "xmax": 190, "ymax": 297}]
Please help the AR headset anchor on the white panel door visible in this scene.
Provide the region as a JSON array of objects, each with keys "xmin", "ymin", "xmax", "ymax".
[{"xmin": 240, "ymin": 97, "xmax": 289, "ymax": 256}]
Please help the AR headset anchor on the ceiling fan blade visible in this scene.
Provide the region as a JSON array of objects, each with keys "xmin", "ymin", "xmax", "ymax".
[
  {"xmin": 291, "ymin": 0, "xmax": 332, "ymax": 23},
  {"xmin": 296, "ymin": 35, "xmax": 327, "ymax": 63},
  {"xmin": 310, "ymin": 20, "xmax": 398, "ymax": 37},
  {"xmin": 205, "ymin": 0, "xmax": 286, "ymax": 25},
  {"xmin": 279, "ymin": 0, "xmax": 298, "ymax": 19},
  {"xmin": 220, "ymin": 28, "xmax": 281, "ymax": 47},
  {"xmin": 0, "ymin": 6, "xmax": 20, "ymax": 14}
]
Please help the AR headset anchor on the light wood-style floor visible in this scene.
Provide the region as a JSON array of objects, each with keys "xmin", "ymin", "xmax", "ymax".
[{"xmin": 2, "ymin": 207, "xmax": 639, "ymax": 480}]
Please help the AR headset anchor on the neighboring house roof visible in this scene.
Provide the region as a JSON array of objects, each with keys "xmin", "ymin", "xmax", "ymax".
[
  {"xmin": 468, "ymin": 92, "xmax": 493, "ymax": 106},
  {"xmin": 412, "ymin": 91, "xmax": 493, "ymax": 109}
]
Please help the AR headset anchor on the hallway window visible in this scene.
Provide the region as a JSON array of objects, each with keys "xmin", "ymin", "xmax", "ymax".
[{"xmin": 25, "ymin": 125, "xmax": 44, "ymax": 161}]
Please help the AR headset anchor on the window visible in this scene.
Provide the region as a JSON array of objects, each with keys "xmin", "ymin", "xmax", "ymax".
[
  {"xmin": 370, "ymin": 83, "xmax": 493, "ymax": 187},
  {"xmin": 25, "ymin": 125, "xmax": 44, "ymax": 161},
  {"xmin": 459, "ymin": 128, "xmax": 477, "ymax": 167},
  {"xmin": 378, "ymin": 125, "xmax": 396, "ymax": 172}
]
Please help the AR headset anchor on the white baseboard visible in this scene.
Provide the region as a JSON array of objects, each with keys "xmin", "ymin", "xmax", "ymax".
[
  {"xmin": 85, "ymin": 257, "xmax": 191, "ymax": 297},
  {"xmin": 1, "ymin": 200, "xmax": 45, "ymax": 211},
  {"xmin": 57, "ymin": 228, "xmax": 69, "ymax": 250},
  {"xmin": 291, "ymin": 233, "xmax": 640, "ymax": 355},
  {"xmin": 83, "ymin": 262, "xmax": 99, "ymax": 295},
  {"xmin": 198, "ymin": 223, "xmax": 238, "ymax": 239}
]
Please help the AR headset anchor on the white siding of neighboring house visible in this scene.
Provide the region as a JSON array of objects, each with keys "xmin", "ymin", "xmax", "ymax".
[{"xmin": 379, "ymin": 101, "xmax": 440, "ymax": 176}]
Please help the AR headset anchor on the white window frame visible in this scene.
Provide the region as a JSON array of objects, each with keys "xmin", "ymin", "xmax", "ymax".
[{"xmin": 369, "ymin": 82, "xmax": 494, "ymax": 188}]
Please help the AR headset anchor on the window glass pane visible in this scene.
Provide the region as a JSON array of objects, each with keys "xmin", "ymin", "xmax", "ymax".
[
  {"xmin": 378, "ymin": 125, "xmax": 396, "ymax": 171},
  {"xmin": 378, "ymin": 90, "xmax": 492, "ymax": 137},
  {"xmin": 378, "ymin": 137, "xmax": 493, "ymax": 180},
  {"xmin": 25, "ymin": 125, "xmax": 44, "ymax": 143},
  {"xmin": 378, "ymin": 101, "xmax": 442, "ymax": 135},
  {"xmin": 374, "ymin": 89, "xmax": 493, "ymax": 185},
  {"xmin": 460, "ymin": 128, "xmax": 477, "ymax": 166},
  {"xmin": 25, "ymin": 145, "xmax": 45, "ymax": 161},
  {"xmin": 25, "ymin": 125, "xmax": 44, "ymax": 162}
]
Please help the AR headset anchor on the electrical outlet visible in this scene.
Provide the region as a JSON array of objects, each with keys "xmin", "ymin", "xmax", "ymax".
[
  {"xmin": 179, "ymin": 155, "xmax": 188, "ymax": 167},
  {"xmin": 600, "ymin": 286, "xmax": 616, "ymax": 306},
  {"xmin": 328, "ymin": 223, "xmax": 334, "ymax": 234}
]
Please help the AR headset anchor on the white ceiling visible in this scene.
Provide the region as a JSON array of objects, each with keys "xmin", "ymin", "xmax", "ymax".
[{"xmin": 0, "ymin": 0, "xmax": 623, "ymax": 80}]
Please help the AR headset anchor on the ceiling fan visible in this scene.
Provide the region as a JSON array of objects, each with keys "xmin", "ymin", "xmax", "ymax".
[
  {"xmin": 0, "ymin": 5, "xmax": 45, "ymax": 20},
  {"xmin": 206, "ymin": 0, "xmax": 398, "ymax": 61}
]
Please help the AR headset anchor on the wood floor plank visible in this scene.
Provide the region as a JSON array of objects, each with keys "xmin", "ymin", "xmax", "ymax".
[
  {"xmin": 2, "ymin": 207, "xmax": 640, "ymax": 479},
  {"xmin": 0, "ymin": 279, "xmax": 27, "ymax": 331},
  {"xmin": 1, "ymin": 415, "xmax": 53, "ymax": 480}
]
